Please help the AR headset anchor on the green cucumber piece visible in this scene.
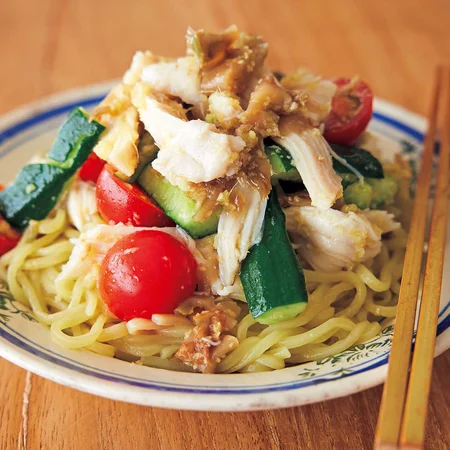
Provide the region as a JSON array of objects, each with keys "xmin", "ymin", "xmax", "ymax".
[
  {"xmin": 342, "ymin": 174, "xmax": 398, "ymax": 210},
  {"xmin": 343, "ymin": 182, "xmax": 373, "ymax": 209},
  {"xmin": 115, "ymin": 132, "xmax": 160, "ymax": 183},
  {"xmin": 138, "ymin": 165, "xmax": 220, "ymax": 239},
  {"xmin": 264, "ymin": 140, "xmax": 384, "ymax": 180},
  {"xmin": 0, "ymin": 164, "xmax": 70, "ymax": 229},
  {"xmin": 264, "ymin": 143, "xmax": 300, "ymax": 181},
  {"xmin": 366, "ymin": 174, "xmax": 398, "ymax": 208},
  {"xmin": 330, "ymin": 143, "xmax": 384, "ymax": 178},
  {"xmin": 0, "ymin": 108, "xmax": 105, "ymax": 229},
  {"xmin": 48, "ymin": 107, "xmax": 105, "ymax": 170},
  {"xmin": 240, "ymin": 191, "xmax": 308, "ymax": 325}
]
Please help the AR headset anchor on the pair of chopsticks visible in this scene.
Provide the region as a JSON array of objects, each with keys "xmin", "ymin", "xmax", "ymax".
[{"xmin": 374, "ymin": 65, "xmax": 450, "ymax": 450}]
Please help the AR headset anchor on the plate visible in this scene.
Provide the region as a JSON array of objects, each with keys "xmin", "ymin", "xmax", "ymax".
[{"xmin": 0, "ymin": 82, "xmax": 449, "ymax": 411}]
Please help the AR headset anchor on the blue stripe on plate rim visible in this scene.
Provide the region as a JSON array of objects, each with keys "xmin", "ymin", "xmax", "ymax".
[{"xmin": 0, "ymin": 92, "xmax": 448, "ymax": 395}]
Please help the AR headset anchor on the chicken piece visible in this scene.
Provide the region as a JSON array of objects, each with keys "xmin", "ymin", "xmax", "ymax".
[
  {"xmin": 281, "ymin": 69, "xmax": 337, "ymax": 126},
  {"xmin": 356, "ymin": 130, "xmax": 403, "ymax": 163},
  {"xmin": 134, "ymin": 95, "xmax": 246, "ymax": 187},
  {"xmin": 200, "ymin": 30, "xmax": 268, "ymax": 98},
  {"xmin": 207, "ymin": 92, "xmax": 243, "ymax": 130},
  {"xmin": 141, "ymin": 55, "xmax": 204, "ymax": 105},
  {"xmin": 196, "ymin": 235, "xmax": 245, "ymax": 299},
  {"xmin": 239, "ymin": 75, "xmax": 296, "ymax": 137},
  {"xmin": 362, "ymin": 210, "xmax": 401, "ymax": 234},
  {"xmin": 279, "ymin": 190, "xmax": 312, "ymax": 208},
  {"xmin": 56, "ymin": 224, "xmax": 190, "ymax": 284},
  {"xmin": 215, "ymin": 182, "xmax": 268, "ymax": 287},
  {"xmin": 91, "ymin": 84, "xmax": 140, "ymax": 177},
  {"xmin": 175, "ymin": 295, "xmax": 216, "ymax": 316},
  {"xmin": 66, "ymin": 179, "xmax": 103, "ymax": 232},
  {"xmin": 176, "ymin": 306, "xmax": 239, "ymax": 373},
  {"xmin": 284, "ymin": 206, "xmax": 383, "ymax": 272},
  {"xmin": 123, "ymin": 50, "xmax": 159, "ymax": 86},
  {"xmin": 187, "ymin": 25, "xmax": 240, "ymax": 70},
  {"xmin": 274, "ymin": 119, "xmax": 342, "ymax": 210}
]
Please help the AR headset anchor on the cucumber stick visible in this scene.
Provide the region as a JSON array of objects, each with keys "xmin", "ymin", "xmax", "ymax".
[
  {"xmin": 0, "ymin": 108, "xmax": 104, "ymax": 229},
  {"xmin": 138, "ymin": 164, "xmax": 220, "ymax": 239},
  {"xmin": 240, "ymin": 191, "xmax": 308, "ymax": 324},
  {"xmin": 264, "ymin": 144, "xmax": 299, "ymax": 181},
  {"xmin": 264, "ymin": 140, "xmax": 384, "ymax": 180},
  {"xmin": 48, "ymin": 108, "xmax": 105, "ymax": 169}
]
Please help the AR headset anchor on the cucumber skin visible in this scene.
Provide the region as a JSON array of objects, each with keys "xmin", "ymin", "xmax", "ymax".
[
  {"xmin": 0, "ymin": 108, "xmax": 105, "ymax": 229},
  {"xmin": 0, "ymin": 164, "xmax": 70, "ymax": 229},
  {"xmin": 265, "ymin": 140, "xmax": 384, "ymax": 180},
  {"xmin": 48, "ymin": 108, "xmax": 105, "ymax": 169},
  {"xmin": 240, "ymin": 191, "xmax": 308, "ymax": 324},
  {"xmin": 264, "ymin": 143, "xmax": 301, "ymax": 181},
  {"xmin": 138, "ymin": 165, "xmax": 220, "ymax": 239}
]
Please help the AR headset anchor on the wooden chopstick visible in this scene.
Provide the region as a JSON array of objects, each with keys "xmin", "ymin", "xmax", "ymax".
[
  {"xmin": 374, "ymin": 66, "xmax": 445, "ymax": 450},
  {"xmin": 399, "ymin": 66, "xmax": 450, "ymax": 449}
]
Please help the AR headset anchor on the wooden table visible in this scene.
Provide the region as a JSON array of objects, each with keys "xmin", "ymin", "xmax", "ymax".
[{"xmin": 1, "ymin": 1, "xmax": 450, "ymax": 449}]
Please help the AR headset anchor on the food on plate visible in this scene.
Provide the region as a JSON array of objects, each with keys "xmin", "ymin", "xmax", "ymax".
[{"xmin": 0, "ymin": 26, "xmax": 409, "ymax": 373}]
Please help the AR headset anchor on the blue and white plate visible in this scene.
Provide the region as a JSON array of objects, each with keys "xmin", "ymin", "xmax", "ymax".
[{"xmin": 0, "ymin": 82, "xmax": 449, "ymax": 411}]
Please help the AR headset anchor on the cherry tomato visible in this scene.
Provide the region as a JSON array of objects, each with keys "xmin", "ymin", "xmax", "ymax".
[
  {"xmin": 79, "ymin": 152, "xmax": 106, "ymax": 183},
  {"xmin": 99, "ymin": 230, "xmax": 198, "ymax": 320},
  {"xmin": 96, "ymin": 165, "xmax": 174, "ymax": 227},
  {"xmin": 324, "ymin": 78, "xmax": 373, "ymax": 145},
  {"xmin": 0, "ymin": 216, "xmax": 21, "ymax": 256}
]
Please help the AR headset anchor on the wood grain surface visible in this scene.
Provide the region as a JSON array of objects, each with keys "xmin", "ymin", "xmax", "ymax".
[{"xmin": 1, "ymin": 1, "xmax": 450, "ymax": 449}]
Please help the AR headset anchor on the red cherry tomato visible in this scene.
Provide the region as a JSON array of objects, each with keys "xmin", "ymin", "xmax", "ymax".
[
  {"xmin": 99, "ymin": 230, "xmax": 198, "ymax": 320},
  {"xmin": 96, "ymin": 165, "xmax": 174, "ymax": 227},
  {"xmin": 0, "ymin": 216, "xmax": 21, "ymax": 256},
  {"xmin": 324, "ymin": 78, "xmax": 373, "ymax": 145},
  {"xmin": 79, "ymin": 152, "xmax": 106, "ymax": 183}
]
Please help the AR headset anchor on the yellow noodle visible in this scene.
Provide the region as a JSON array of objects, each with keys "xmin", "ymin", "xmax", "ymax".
[
  {"xmin": 97, "ymin": 322, "xmax": 129, "ymax": 342},
  {"xmin": 236, "ymin": 313, "xmax": 257, "ymax": 342},
  {"xmin": 289, "ymin": 321, "xmax": 369, "ymax": 362},
  {"xmin": 357, "ymin": 322, "xmax": 382, "ymax": 343},
  {"xmin": 160, "ymin": 345, "xmax": 180, "ymax": 360},
  {"xmin": 266, "ymin": 346, "xmax": 291, "ymax": 359},
  {"xmin": 280, "ymin": 317, "xmax": 356, "ymax": 349},
  {"xmin": 0, "ymin": 198, "xmax": 406, "ymax": 374},
  {"xmin": 254, "ymin": 354, "xmax": 285, "ymax": 370},
  {"xmin": 50, "ymin": 314, "xmax": 107, "ymax": 349},
  {"xmin": 140, "ymin": 356, "xmax": 196, "ymax": 372}
]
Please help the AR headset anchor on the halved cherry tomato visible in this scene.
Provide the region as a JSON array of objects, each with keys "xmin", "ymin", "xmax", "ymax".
[
  {"xmin": 99, "ymin": 230, "xmax": 198, "ymax": 320},
  {"xmin": 96, "ymin": 165, "xmax": 174, "ymax": 227},
  {"xmin": 0, "ymin": 216, "xmax": 21, "ymax": 256},
  {"xmin": 324, "ymin": 78, "xmax": 373, "ymax": 145},
  {"xmin": 79, "ymin": 152, "xmax": 106, "ymax": 183}
]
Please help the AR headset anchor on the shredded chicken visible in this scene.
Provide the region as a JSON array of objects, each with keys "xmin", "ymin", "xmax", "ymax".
[
  {"xmin": 239, "ymin": 75, "xmax": 296, "ymax": 138},
  {"xmin": 175, "ymin": 295, "xmax": 216, "ymax": 316},
  {"xmin": 197, "ymin": 28, "xmax": 268, "ymax": 99},
  {"xmin": 187, "ymin": 25, "xmax": 240, "ymax": 70},
  {"xmin": 195, "ymin": 235, "xmax": 246, "ymax": 298},
  {"xmin": 56, "ymin": 224, "xmax": 194, "ymax": 283},
  {"xmin": 66, "ymin": 179, "xmax": 103, "ymax": 232},
  {"xmin": 207, "ymin": 92, "xmax": 243, "ymax": 130},
  {"xmin": 135, "ymin": 94, "xmax": 246, "ymax": 187},
  {"xmin": 141, "ymin": 55, "xmax": 204, "ymax": 105},
  {"xmin": 285, "ymin": 206, "xmax": 386, "ymax": 272},
  {"xmin": 280, "ymin": 69, "xmax": 337, "ymax": 125},
  {"xmin": 362, "ymin": 210, "xmax": 401, "ymax": 235},
  {"xmin": 123, "ymin": 50, "xmax": 159, "ymax": 86},
  {"xmin": 275, "ymin": 120, "xmax": 342, "ymax": 210},
  {"xmin": 176, "ymin": 305, "xmax": 239, "ymax": 373},
  {"xmin": 215, "ymin": 182, "xmax": 267, "ymax": 287},
  {"xmin": 91, "ymin": 84, "xmax": 140, "ymax": 177},
  {"xmin": 279, "ymin": 190, "xmax": 312, "ymax": 208}
]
